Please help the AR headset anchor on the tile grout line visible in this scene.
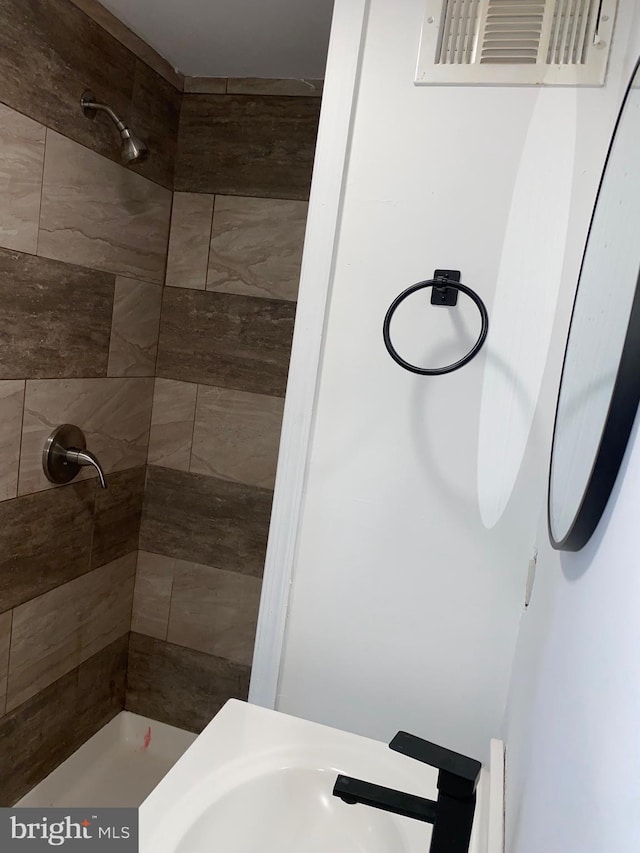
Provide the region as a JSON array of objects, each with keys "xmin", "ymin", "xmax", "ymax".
[
  {"xmin": 32, "ymin": 255, "xmax": 165, "ymax": 288},
  {"xmin": 145, "ymin": 179, "xmax": 173, "ymax": 475},
  {"xmin": 0, "ymin": 373, "xmax": 155, "ymax": 382},
  {"xmin": 0, "ymin": 241, "xmax": 163, "ymax": 290},
  {"xmin": 146, "ymin": 378, "xmax": 159, "ymax": 468},
  {"xmin": 150, "ymin": 189, "xmax": 175, "ymax": 385},
  {"xmin": 3, "ymin": 609, "xmax": 15, "ymax": 718},
  {"xmin": 85, "ymin": 476, "xmax": 99, "ymax": 575},
  {"xmin": 165, "ymin": 558, "xmax": 176, "ymax": 643},
  {"xmin": 204, "ymin": 192, "xmax": 216, "ymax": 292},
  {"xmin": 127, "ymin": 550, "xmax": 141, "ymax": 640},
  {"xmin": 13, "ymin": 379, "xmax": 29, "ymax": 503},
  {"xmin": 34, "ymin": 126, "xmax": 48, "ymax": 258},
  {"xmin": 9, "ymin": 463, "xmax": 145, "ymax": 503},
  {"xmin": 187, "ymin": 383, "xmax": 200, "ymax": 475},
  {"xmin": 108, "ymin": 271, "xmax": 164, "ymax": 288},
  {"xmin": 105, "ymin": 277, "xmax": 119, "ymax": 378}
]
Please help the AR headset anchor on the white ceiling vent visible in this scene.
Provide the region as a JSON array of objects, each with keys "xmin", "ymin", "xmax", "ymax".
[{"xmin": 416, "ymin": 0, "xmax": 617, "ymax": 85}]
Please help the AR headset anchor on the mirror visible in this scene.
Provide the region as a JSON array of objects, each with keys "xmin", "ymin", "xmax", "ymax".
[{"xmin": 549, "ymin": 59, "xmax": 640, "ymax": 551}]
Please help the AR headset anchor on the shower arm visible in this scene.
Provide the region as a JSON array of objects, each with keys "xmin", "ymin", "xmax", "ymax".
[
  {"xmin": 80, "ymin": 95, "xmax": 127, "ymax": 132},
  {"xmin": 80, "ymin": 89, "xmax": 148, "ymax": 165}
]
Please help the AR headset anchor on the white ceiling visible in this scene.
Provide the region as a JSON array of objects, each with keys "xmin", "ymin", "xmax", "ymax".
[{"xmin": 100, "ymin": 0, "xmax": 334, "ymax": 79}]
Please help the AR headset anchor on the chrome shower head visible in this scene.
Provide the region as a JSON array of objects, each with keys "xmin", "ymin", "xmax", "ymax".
[
  {"xmin": 81, "ymin": 90, "xmax": 149, "ymax": 166},
  {"xmin": 119, "ymin": 127, "xmax": 149, "ymax": 165}
]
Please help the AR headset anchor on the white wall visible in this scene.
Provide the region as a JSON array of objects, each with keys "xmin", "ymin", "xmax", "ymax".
[
  {"xmin": 503, "ymin": 10, "xmax": 640, "ymax": 850},
  {"xmin": 271, "ymin": 0, "xmax": 620, "ymax": 762},
  {"xmin": 505, "ymin": 417, "xmax": 640, "ymax": 853}
]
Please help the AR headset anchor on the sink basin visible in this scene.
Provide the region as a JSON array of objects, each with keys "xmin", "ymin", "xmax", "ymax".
[
  {"xmin": 174, "ymin": 765, "xmax": 412, "ymax": 853},
  {"xmin": 139, "ymin": 700, "xmax": 491, "ymax": 853}
]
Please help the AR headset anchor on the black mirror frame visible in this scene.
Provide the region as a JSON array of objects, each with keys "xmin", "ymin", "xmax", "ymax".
[{"xmin": 548, "ymin": 57, "xmax": 640, "ymax": 552}]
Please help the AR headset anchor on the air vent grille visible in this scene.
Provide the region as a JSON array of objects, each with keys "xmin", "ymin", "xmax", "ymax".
[
  {"xmin": 421, "ymin": 0, "xmax": 616, "ymax": 85},
  {"xmin": 437, "ymin": 0, "xmax": 481, "ymax": 64},
  {"xmin": 480, "ymin": 1, "xmax": 546, "ymax": 64},
  {"xmin": 546, "ymin": 0, "xmax": 595, "ymax": 64}
]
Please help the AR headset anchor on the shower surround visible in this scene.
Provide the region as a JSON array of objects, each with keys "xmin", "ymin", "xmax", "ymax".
[
  {"xmin": 128, "ymin": 87, "xmax": 316, "ymax": 732},
  {"xmin": 0, "ymin": 0, "xmax": 319, "ymax": 803}
]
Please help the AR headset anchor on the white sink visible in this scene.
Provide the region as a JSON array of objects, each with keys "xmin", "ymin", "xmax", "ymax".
[{"xmin": 139, "ymin": 700, "xmax": 493, "ymax": 853}]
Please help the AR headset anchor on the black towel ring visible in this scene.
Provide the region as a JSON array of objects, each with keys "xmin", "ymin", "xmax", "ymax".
[{"xmin": 383, "ymin": 278, "xmax": 489, "ymax": 376}]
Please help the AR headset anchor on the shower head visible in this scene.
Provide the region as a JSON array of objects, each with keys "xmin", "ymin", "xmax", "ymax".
[
  {"xmin": 119, "ymin": 127, "xmax": 148, "ymax": 165},
  {"xmin": 81, "ymin": 90, "xmax": 149, "ymax": 166}
]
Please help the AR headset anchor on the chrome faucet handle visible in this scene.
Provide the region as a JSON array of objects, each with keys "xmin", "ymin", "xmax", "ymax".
[
  {"xmin": 43, "ymin": 424, "xmax": 108, "ymax": 489},
  {"xmin": 64, "ymin": 447, "xmax": 108, "ymax": 489}
]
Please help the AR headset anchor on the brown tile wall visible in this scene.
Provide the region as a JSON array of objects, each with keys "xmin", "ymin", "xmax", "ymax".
[
  {"xmin": 0, "ymin": 473, "xmax": 144, "ymax": 709},
  {"xmin": 0, "ymin": 0, "xmax": 320, "ymax": 764},
  {"xmin": 156, "ymin": 289, "xmax": 296, "ymax": 396},
  {"xmin": 140, "ymin": 467, "xmax": 272, "ymax": 575},
  {"xmin": 184, "ymin": 77, "xmax": 323, "ymax": 97},
  {"xmin": 0, "ymin": 635, "xmax": 128, "ymax": 805},
  {"xmin": 126, "ymin": 633, "xmax": 249, "ymax": 734},
  {"xmin": 0, "ymin": 0, "xmax": 180, "ymax": 189},
  {"xmin": 0, "ymin": 0, "xmax": 175, "ymax": 799},
  {"xmin": 130, "ymin": 100, "xmax": 315, "ymax": 730},
  {"xmin": 174, "ymin": 95, "xmax": 320, "ymax": 198}
]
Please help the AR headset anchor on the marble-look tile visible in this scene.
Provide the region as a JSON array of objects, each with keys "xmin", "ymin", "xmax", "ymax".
[
  {"xmin": 7, "ymin": 579, "xmax": 83, "ymax": 712},
  {"xmin": 227, "ymin": 78, "xmax": 324, "ymax": 97},
  {"xmin": 69, "ymin": 0, "xmax": 184, "ymax": 89},
  {"xmin": 0, "ymin": 381, "xmax": 25, "ymax": 503},
  {"xmin": 131, "ymin": 551, "xmax": 175, "ymax": 640},
  {"xmin": 0, "ymin": 248, "xmax": 114, "ymax": 379},
  {"xmin": 0, "ymin": 480, "xmax": 96, "ymax": 613},
  {"xmin": 156, "ymin": 289, "xmax": 296, "ymax": 397},
  {"xmin": 107, "ymin": 277, "xmax": 162, "ymax": 377},
  {"xmin": 0, "ymin": 637, "xmax": 127, "ymax": 805},
  {"xmin": 126, "ymin": 632, "xmax": 250, "ymax": 733},
  {"xmin": 0, "ymin": 611, "xmax": 11, "ymax": 715},
  {"xmin": 165, "ymin": 193, "xmax": 214, "ymax": 290},
  {"xmin": 0, "ymin": 103, "xmax": 46, "ymax": 254},
  {"xmin": 0, "ymin": 669, "xmax": 80, "ymax": 806},
  {"xmin": 207, "ymin": 196, "xmax": 307, "ymax": 301},
  {"xmin": 140, "ymin": 466, "xmax": 272, "ymax": 577},
  {"xmin": 191, "ymin": 386, "xmax": 284, "ymax": 489},
  {"xmin": 182, "ymin": 78, "xmax": 322, "ymax": 97},
  {"xmin": 0, "ymin": 0, "xmax": 177, "ymax": 189},
  {"xmin": 79, "ymin": 553, "xmax": 136, "ymax": 663},
  {"xmin": 168, "ymin": 563, "xmax": 261, "ymax": 666},
  {"xmin": 130, "ymin": 59, "xmax": 181, "ymax": 190},
  {"xmin": 19, "ymin": 377, "xmax": 154, "ymax": 495},
  {"xmin": 175, "ymin": 94, "xmax": 321, "ymax": 199},
  {"xmin": 38, "ymin": 132, "xmax": 172, "ymax": 284},
  {"xmin": 147, "ymin": 379, "xmax": 198, "ymax": 471},
  {"xmin": 183, "ymin": 77, "xmax": 227, "ymax": 94},
  {"xmin": 91, "ymin": 467, "xmax": 146, "ymax": 568},
  {"xmin": 75, "ymin": 634, "xmax": 128, "ymax": 743},
  {"xmin": 6, "ymin": 554, "xmax": 135, "ymax": 711},
  {"xmin": 0, "ymin": 0, "xmax": 134, "ymax": 172}
]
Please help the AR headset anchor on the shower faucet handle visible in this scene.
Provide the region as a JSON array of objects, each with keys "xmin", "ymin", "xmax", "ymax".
[
  {"xmin": 64, "ymin": 447, "xmax": 108, "ymax": 490},
  {"xmin": 43, "ymin": 424, "xmax": 108, "ymax": 489}
]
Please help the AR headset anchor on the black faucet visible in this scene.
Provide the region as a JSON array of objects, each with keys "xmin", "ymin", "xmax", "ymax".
[{"xmin": 332, "ymin": 731, "xmax": 481, "ymax": 853}]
